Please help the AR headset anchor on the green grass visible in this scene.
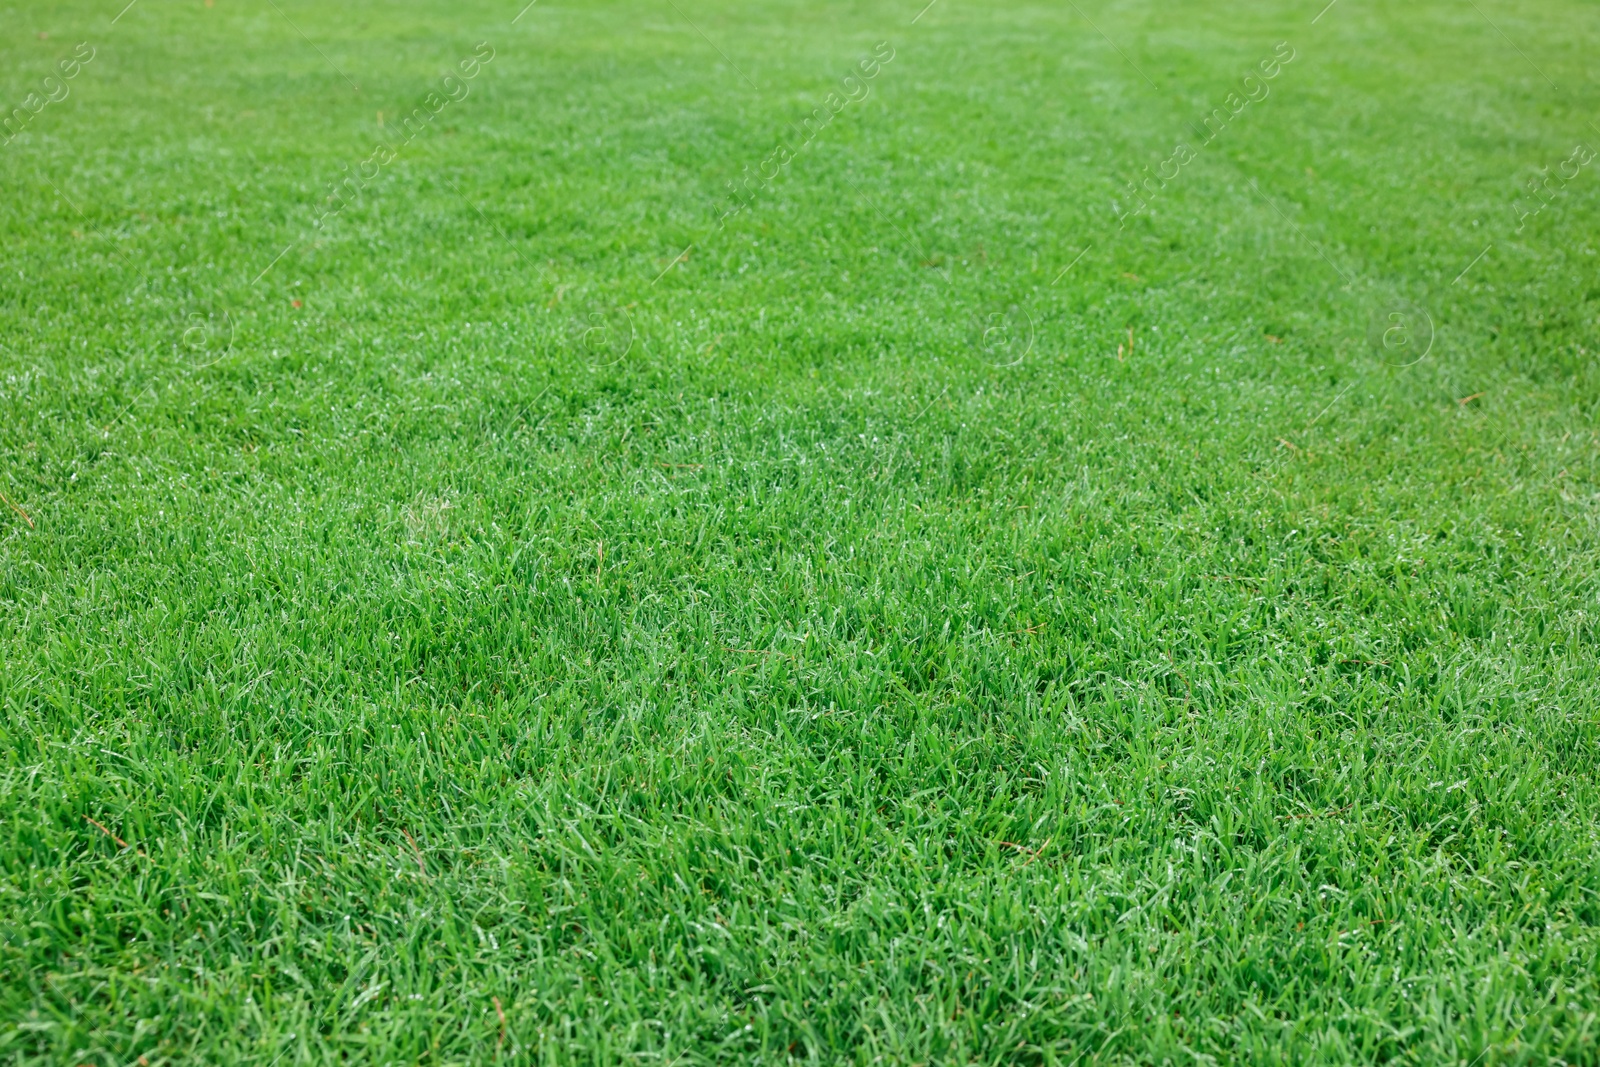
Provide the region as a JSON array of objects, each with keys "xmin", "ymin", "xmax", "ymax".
[{"xmin": 3, "ymin": 0, "xmax": 1600, "ymax": 1062}]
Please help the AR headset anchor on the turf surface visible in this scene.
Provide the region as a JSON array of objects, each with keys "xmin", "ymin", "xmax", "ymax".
[{"xmin": 3, "ymin": 0, "xmax": 1600, "ymax": 1062}]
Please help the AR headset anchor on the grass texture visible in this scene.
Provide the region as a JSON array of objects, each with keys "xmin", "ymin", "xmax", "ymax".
[{"xmin": 2, "ymin": 0, "xmax": 1600, "ymax": 1062}]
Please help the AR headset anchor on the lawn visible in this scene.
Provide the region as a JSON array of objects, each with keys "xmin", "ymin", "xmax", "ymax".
[{"xmin": 2, "ymin": 0, "xmax": 1599, "ymax": 1062}]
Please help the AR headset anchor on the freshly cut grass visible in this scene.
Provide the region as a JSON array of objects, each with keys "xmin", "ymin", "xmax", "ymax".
[{"xmin": 1, "ymin": 0, "xmax": 1598, "ymax": 1063}]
